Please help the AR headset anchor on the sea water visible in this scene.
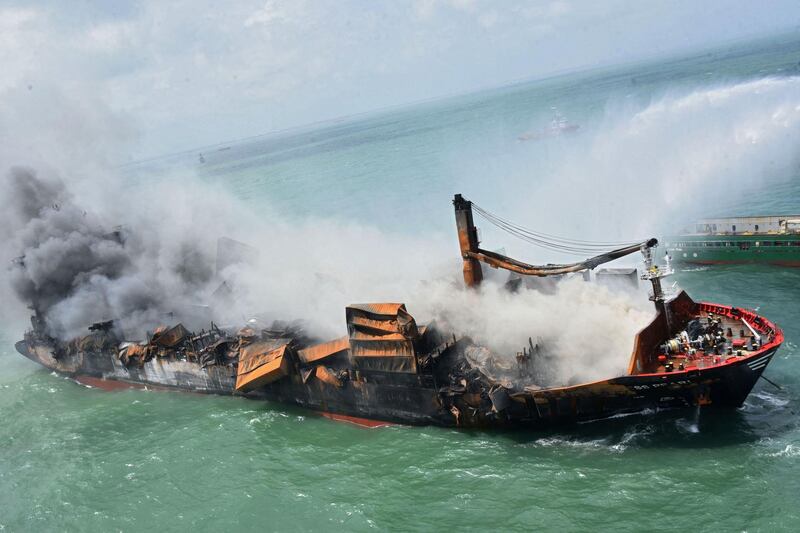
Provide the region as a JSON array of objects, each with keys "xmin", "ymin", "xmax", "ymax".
[{"xmin": 2, "ymin": 31, "xmax": 800, "ymax": 531}]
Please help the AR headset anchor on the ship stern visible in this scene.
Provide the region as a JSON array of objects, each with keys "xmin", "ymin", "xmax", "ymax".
[
  {"xmin": 15, "ymin": 338, "xmax": 51, "ymax": 369},
  {"xmin": 15, "ymin": 339, "xmax": 32, "ymax": 360}
]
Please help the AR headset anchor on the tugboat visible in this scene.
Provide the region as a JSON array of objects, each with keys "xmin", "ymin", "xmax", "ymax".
[
  {"xmin": 665, "ymin": 215, "xmax": 800, "ymax": 266},
  {"xmin": 14, "ymin": 196, "xmax": 783, "ymax": 428}
]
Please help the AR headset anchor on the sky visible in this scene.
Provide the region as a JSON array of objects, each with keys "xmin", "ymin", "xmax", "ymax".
[{"xmin": 2, "ymin": 0, "xmax": 800, "ymax": 160}]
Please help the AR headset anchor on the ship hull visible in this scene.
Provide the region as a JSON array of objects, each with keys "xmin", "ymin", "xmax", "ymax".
[
  {"xmin": 15, "ymin": 338, "xmax": 778, "ymax": 429},
  {"xmin": 665, "ymin": 234, "xmax": 800, "ymax": 266}
]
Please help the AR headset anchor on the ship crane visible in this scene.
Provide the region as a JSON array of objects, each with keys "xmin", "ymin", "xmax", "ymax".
[{"xmin": 453, "ymin": 194, "xmax": 671, "ymax": 316}]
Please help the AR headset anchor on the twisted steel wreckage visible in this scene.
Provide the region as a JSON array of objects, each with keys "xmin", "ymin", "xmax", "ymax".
[{"xmin": 16, "ymin": 196, "xmax": 783, "ymax": 428}]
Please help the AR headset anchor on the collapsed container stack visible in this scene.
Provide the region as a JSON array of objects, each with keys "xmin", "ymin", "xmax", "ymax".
[{"xmin": 346, "ymin": 303, "xmax": 421, "ymax": 374}]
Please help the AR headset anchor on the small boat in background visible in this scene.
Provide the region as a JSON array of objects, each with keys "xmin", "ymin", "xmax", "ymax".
[
  {"xmin": 518, "ymin": 111, "xmax": 580, "ymax": 141},
  {"xmin": 665, "ymin": 215, "xmax": 800, "ymax": 266}
]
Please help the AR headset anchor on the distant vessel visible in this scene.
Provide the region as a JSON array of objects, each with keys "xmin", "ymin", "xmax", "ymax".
[
  {"xmin": 518, "ymin": 113, "xmax": 580, "ymax": 141},
  {"xmin": 665, "ymin": 215, "xmax": 800, "ymax": 266}
]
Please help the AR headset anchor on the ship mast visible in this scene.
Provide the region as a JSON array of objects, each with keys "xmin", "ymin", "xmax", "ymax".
[{"xmin": 640, "ymin": 243, "xmax": 675, "ymax": 331}]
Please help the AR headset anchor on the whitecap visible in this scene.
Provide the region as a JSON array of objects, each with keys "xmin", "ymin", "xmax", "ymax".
[
  {"xmin": 453, "ymin": 469, "xmax": 504, "ymax": 479},
  {"xmin": 534, "ymin": 436, "xmax": 609, "ymax": 450},
  {"xmin": 765, "ymin": 444, "xmax": 800, "ymax": 458},
  {"xmin": 752, "ymin": 391, "xmax": 789, "ymax": 407},
  {"xmin": 675, "ymin": 419, "xmax": 699, "ymax": 434},
  {"xmin": 611, "ymin": 427, "xmax": 654, "ymax": 452}
]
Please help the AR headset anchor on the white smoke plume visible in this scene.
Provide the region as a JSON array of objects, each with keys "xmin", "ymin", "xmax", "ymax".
[{"xmin": 414, "ymin": 278, "xmax": 654, "ymax": 385}]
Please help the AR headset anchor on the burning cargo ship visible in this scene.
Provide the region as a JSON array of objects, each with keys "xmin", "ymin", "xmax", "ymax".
[{"xmin": 14, "ymin": 196, "xmax": 783, "ymax": 428}]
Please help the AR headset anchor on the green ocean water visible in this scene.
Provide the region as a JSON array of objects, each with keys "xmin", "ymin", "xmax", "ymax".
[{"xmin": 3, "ymin": 32, "xmax": 800, "ymax": 531}]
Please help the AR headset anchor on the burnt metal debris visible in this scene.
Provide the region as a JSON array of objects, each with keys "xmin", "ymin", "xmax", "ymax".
[{"xmin": 13, "ymin": 195, "xmax": 785, "ymax": 429}]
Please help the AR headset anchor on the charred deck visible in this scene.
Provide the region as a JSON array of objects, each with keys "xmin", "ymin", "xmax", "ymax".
[
  {"xmin": 11, "ymin": 194, "xmax": 784, "ymax": 429},
  {"xmin": 16, "ymin": 292, "xmax": 783, "ymax": 429}
]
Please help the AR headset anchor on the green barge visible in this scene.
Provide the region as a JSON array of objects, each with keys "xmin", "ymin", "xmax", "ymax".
[{"xmin": 665, "ymin": 215, "xmax": 800, "ymax": 266}]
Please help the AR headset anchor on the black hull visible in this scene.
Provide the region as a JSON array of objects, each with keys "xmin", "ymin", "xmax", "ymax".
[{"xmin": 15, "ymin": 339, "xmax": 777, "ymax": 429}]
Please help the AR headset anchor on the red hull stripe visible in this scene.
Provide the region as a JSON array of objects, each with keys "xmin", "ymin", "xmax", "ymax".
[
  {"xmin": 320, "ymin": 411, "xmax": 395, "ymax": 428},
  {"xmin": 73, "ymin": 375, "xmax": 139, "ymax": 390}
]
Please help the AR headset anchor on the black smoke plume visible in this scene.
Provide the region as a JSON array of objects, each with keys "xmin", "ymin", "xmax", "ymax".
[{"xmin": 2, "ymin": 167, "xmax": 216, "ymax": 339}]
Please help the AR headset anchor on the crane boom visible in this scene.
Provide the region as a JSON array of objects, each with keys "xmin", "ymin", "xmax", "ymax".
[{"xmin": 453, "ymin": 194, "xmax": 657, "ymax": 287}]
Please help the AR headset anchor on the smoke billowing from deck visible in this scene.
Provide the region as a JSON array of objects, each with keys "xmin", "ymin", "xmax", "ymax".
[
  {"xmin": 417, "ymin": 278, "xmax": 654, "ymax": 385},
  {"xmin": 1, "ymin": 167, "xmax": 218, "ymax": 337},
  {"xmin": 0, "ymin": 162, "xmax": 455, "ymax": 339},
  {"xmin": 2, "ymin": 76, "xmax": 800, "ymax": 384}
]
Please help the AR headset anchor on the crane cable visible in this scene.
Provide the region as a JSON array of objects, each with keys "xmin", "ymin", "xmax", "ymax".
[{"xmin": 470, "ymin": 202, "xmax": 643, "ymax": 255}]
